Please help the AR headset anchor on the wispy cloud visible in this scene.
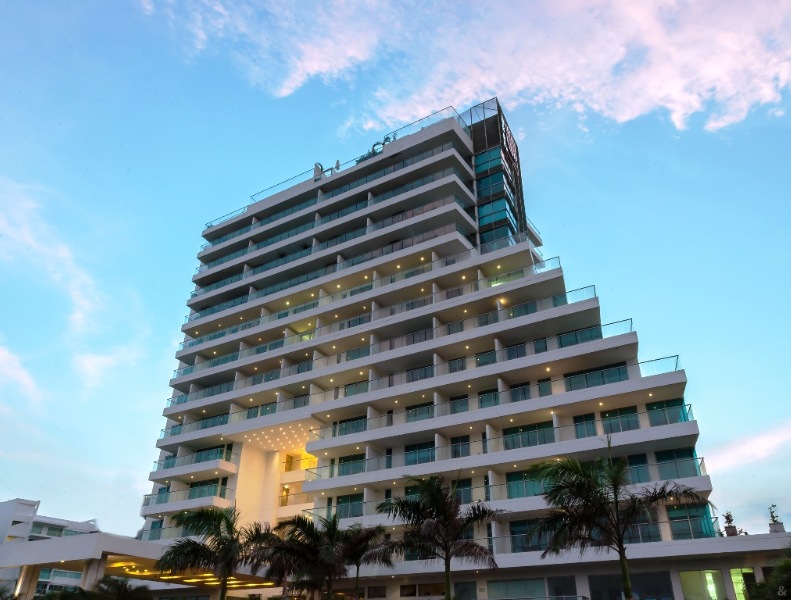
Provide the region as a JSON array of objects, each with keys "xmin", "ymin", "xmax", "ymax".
[
  {"xmin": 0, "ymin": 346, "xmax": 43, "ymax": 406},
  {"xmin": 147, "ymin": 0, "xmax": 791, "ymax": 131},
  {"xmin": 0, "ymin": 177, "xmax": 102, "ymax": 332},
  {"xmin": 706, "ymin": 423, "xmax": 791, "ymax": 473}
]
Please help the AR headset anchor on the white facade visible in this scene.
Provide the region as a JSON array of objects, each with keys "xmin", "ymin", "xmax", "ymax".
[
  {"xmin": 140, "ymin": 98, "xmax": 790, "ymax": 600},
  {"xmin": 0, "ymin": 498, "xmax": 98, "ymax": 594}
]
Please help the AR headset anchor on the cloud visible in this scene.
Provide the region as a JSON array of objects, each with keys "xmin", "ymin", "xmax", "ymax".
[
  {"xmin": 0, "ymin": 177, "xmax": 102, "ymax": 332},
  {"xmin": 146, "ymin": 0, "xmax": 791, "ymax": 131},
  {"xmin": 0, "ymin": 346, "xmax": 42, "ymax": 406},
  {"xmin": 705, "ymin": 423, "xmax": 791, "ymax": 473}
]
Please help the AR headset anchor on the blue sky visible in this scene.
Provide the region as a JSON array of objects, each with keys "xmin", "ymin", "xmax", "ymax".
[{"xmin": 0, "ymin": 1, "xmax": 789, "ymax": 536}]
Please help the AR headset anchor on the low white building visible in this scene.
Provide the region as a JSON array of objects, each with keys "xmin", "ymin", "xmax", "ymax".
[{"xmin": 0, "ymin": 499, "xmax": 98, "ymax": 595}]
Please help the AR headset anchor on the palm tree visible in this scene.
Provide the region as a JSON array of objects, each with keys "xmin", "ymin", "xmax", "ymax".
[
  {"xmin": 343, "ymin": 523, "xmax": 392, "ymax": 600},
  {"xmin": 94, "ymin": 577, "xmax": 151, "ymax": 600},
  {"xmin": 273, "ymin": 514, "xmax": 391, "ymax": 600},
  {"xmin": 377, "ymin": 475, "xmax": 504, "ymax": 600},
  {"xmin": 274, "ymin": 514, "xmax": 348, "ymax": 600},
  {"xmin": 0, "ymin": 586, "xmax": 16, "ymax": 600},
  {"xmin": 154, "ymin": 507, "xmax": 272, "ymax": 600},
  {"xmin": 526, "ymin": 454, "xmax": 710, "ymax": 600}
]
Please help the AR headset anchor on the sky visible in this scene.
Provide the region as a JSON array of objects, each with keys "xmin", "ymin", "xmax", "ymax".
[{"xmin": 0, "ymin": 0, "xmax": 789, "ymax": 537}]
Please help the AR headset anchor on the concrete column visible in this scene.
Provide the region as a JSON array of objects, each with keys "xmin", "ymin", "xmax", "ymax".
[
  {"xmin": 574, "ymin": 574, "xmax": 591, "ymax": 600},
  {"xmin": 15, "ymin": 565, "xmax": 41, "ymax": 600},
  {"xmin": 669, "ymin": 570, "xmax": 686, "ymax": 600},
  {"xmin": 79, "ymin": 556, "xmax": 107, "ymax": 591}
]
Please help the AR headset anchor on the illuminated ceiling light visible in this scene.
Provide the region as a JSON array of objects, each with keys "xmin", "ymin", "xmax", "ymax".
[
  {"xmin": 462, "ymin": 275, "xmax": 466, "ymax": 280},
  {"xmin": 546, "ymin": 367, "xmax": 550, "ymax": 371},
  {"xmin": 497, "ymin": 265, "xmax": 501, "ymax": 269}
]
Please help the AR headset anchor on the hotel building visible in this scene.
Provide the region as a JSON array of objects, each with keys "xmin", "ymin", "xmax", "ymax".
[{"xmin": 135, "ymin": 98, "xmax": 787, "ymax": 600}]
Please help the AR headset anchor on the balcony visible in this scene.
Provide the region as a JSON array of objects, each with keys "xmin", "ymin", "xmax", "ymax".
[
  {"xmin": 152, "ymin": 448, "xmax": 239, "ymax": 471},
  {"xmin": 206, "ymin": 107, "xmax": 469, "ymax": 233},
  {"xmin": 173, "ymin": 280, "xmax": 591, "ymax": 382},
  {"xmin": 200, "ymin": 136, "xmax": 471, "ymax": 250},
  {"xmin": 305, "ymin": 404, "xmax": 696, "ymax": 482},
  {"xmin": 192, "ymin": 194, "xmax": 473, "ymax": 298},
  {"xmin": 168, "ymin": 297, "xmax": 610, "ymax": 415},
  {"xmin": 178, "ymin": 232, "xmax": 543, "ymax": 350},
  {"xmin": 140, "ymin": 485, "xmax": 233, "ymax": 517},
  {"xmin": 186, "ymin": 223, "xmax": 467, "ymax": 323}
]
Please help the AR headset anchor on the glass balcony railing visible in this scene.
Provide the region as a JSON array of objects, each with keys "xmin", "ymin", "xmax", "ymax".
[
  {"xmin": 204, "ymin": 106, "xmax": 471, "ymax": 233},
  {"xmin": 278, "ymin": 492, "xmax": 313, "ymax": 507},
  {"xmin": 199, "ymin": 141, "xmax": 470, "ymax": 255},
  {"xmin": 305, "ymin": 408, "xmax": 695, "ymax": 480},
  {"xmin": 152, "ymin": 448, "xmax": 239, "ymax": 471},
  {"xmin": 138, "ymin": 525, "xmax": 192, "ymax": 541},
  {"xmin": 142, "ymin": 485, "xmax": 231, "ymax": 506},
  {"xmin": 160, "ymin": 413, "xmax": 229, "ymax": 439},
  {"xmin": 179, "ymin": 231, "xmax": 541, "ymax": 350},
  {"xmin": 187, "ymin": 223, "xmax": 464, "ymax": 322},
  {"xmin": 170, "ymin": 262, "xmax": 570, "ymax": 406},
  {"xmin": 192, "ymin": 195, "xmax": 469, "ymax": 296}
]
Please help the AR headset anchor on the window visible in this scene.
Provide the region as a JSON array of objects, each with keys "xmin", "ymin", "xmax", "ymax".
[
  {"xmin": 336, "ymin": 493, "xmax": 364, "ymax": 518},
  {"xmin": 449, "ymin": 357, "xmax": 466, "ymax": 373},
  {"xmin": 368, "ymin": 586, "xmax": 387, "ymax": 599},
  {"xmin": 406, "ymin": 364, "xmax": 433, "ymax": 382},
  {"xmin": 648, "ymin": 398, "xmax": 688, "ymax": 426},
  {"xmin": 510, "ymin": 520, "xmax": 548, "ymax": 552},
  {"xmin": 475, "ymin": 147, "xmax": 503, "ymax": 173},
  {"xmin": 668, "ymin": 504, "xmax": 716, "ymax": 540},
  {"xmin": 400, "ymin": 585, "xmax": 417, "ymax": 596},
  {"xmin": 450, "ymin": 394, "xmax": 469, "ymax": 414},
  {"xmin": 574, "ymin": 413, "xmax": 597, "ymax": 439},
  {"xmin": 451, "ymin": 435, "xmax": 470, "ymax": 458},
  {"xmin": 338, "ymin": 454, "xmax": 366, "ymax": 476},
  {"xmin": 625, "ymin": 454, "xmax": 650, "ymax": 484},
  {"xmin": 538, "ymin": 378, "xmax": 552, "ymax": 397},
  {"xmin": 454, "ymin": 478, "xmax": 472, "ymax": 503},
  {"xmin": 601, "ymin": 406, "xmax": 639, "ymax": 434},
  {"xmin": 344, "ymin": 380, "xmax": 369, "ymax": 397},
  {"xmin": 533, "ymin": 338, "xmax": 548, "ymax": 353},
  {"xmin": 506, "ymin": 343, "xmax": 526, "ymax": 360},
  {"xmin": 479, "ymin": 389, "xmax": 500, "ymax": 408},
  {"xmin": 335, "ymin": 416, "xmax": 367, "ymax": 436},
  {"xmin": 558, "ymin": 325, "xmax": 603, "ymax": 348},
  {"xmin": 447, "ymin": 320, "xmax": 464, "ymax": 334},
  {"xmin": 405, "ymin": 402, "xmax": 434, "ymax": 422},
  {"xmin": 405, "ymin": 441, "xmax": 435, "ymax": 465},
  {"xmin": 510, "ymin": 382, "xmax": 530, "ymax": 402},
  {"xmin": 475, "ymin": 350, "xmax": 497, "ymax": 367},
  {"xmin": 478, "ymin": 311, "xmax": 498, "ymax": 327},
  {"xmin": 503, "ymin": 422, "xmax": 554, "ymax": 450},
  {"xmin": 506, "ymin": 471, "xmax": 544, "ymax": 498},
  {"xmin": 346, "ymin": 346, "xmax": 370, "ymax": 361},
  {"xmin": 656, "ymin": 448, "xmax": 699, "ymax": 479},
  {"xmin": 509, "ymin": 301, "xmax": 537, "ymax": 318},
  {"xmin": 564, "ymin": 363, "xmax": 628, "ymax": 392}
]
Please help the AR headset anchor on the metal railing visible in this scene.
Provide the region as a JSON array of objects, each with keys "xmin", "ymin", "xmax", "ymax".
[
  {"xmin": 142, "ymin": 485, "xmax": 231, "ymax": 506},
  {"xmin": 192, "ymin": 195, "xmax": 469, "ymax": 296},
  {"xmin": 173, "ymin": 281, "xmax": 591, "ymax": 380},
  {"xmin": 178, "ymin": 231, "xmax": 540, "ymax": 350},
  {"xmin": 202, "ymin": 137, "xmax": 469, "ymax": 241},
  {"xmin": 169, "ymin": 259, "xmax": 566, "ymax": 406},
  {"xmin": 305, "ymin": 404, "xmax": 694, "ymax": 481},
  {"xmin": 187, "ymin": 223, "xmax": 463, "ymax": 322},
  {"xmin": 152, "ymin": 448, "xmax": 239, "ymax": 471}
]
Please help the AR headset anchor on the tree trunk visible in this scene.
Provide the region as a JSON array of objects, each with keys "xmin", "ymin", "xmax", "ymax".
[
  {"xmin": 219, "ymin": 576, "xmax": 228, "ymax": 600},
  {"xmin": 355, "ymin": 564, "xmax": 361, "ymax": 600},
  {"xmin": 618, "ymin": 548, "xmax": 633, "ymax": 600},
  {"xmin": 444, "ymin": 557, "xmax": 452, "ymax": 600},
  {"xmin": 327, "ymin": 576, "xmax": 333, "ymax": 600}
]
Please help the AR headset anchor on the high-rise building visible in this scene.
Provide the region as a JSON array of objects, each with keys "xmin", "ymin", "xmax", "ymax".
[{"xmin": 139, "ymin": 98, "xmax": 788, "ymax": 600}]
